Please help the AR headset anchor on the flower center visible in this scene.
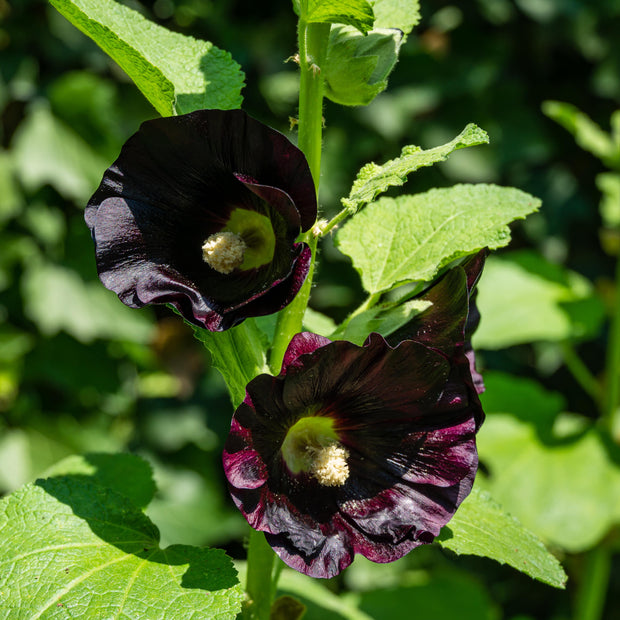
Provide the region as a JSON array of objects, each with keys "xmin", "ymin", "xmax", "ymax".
[
  {"xmin": 281, "ymin": 416, "xmax": 350, "ymax": 487},
  {"xmin": 202, "ymin": 231, "xmax": 247, "ymax": 274}
]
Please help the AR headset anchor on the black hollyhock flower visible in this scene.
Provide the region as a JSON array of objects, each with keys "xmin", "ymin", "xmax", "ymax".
[
  {"xmin": 86, "ymin": 109, "xmax": 317, "ymax": 331},
  {"xmin": 223, "ymin": 262, "xmax": 484, "ymax": 578}
]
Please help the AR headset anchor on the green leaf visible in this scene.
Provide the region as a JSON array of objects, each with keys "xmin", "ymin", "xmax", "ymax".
[
  {"xmin": 43, "ymin": 453, "xmax": 156, "ymax": 510},
  {"xmin": 438, "ymin": 488, "xmax": 567, "ymax": 588},
  {"xmin": 192, "ymin": 319, "xmax": 270, "ymax": 408},
  {"xmin": 323, "ymin": 26, "xmax": 403, "ymax": 107},
  {"xmin": 371, "ymin": 0, "xmax": 421, "ymax": 34},
  {"xmin": 0, "ymin": 478, "xmax": 243, "ymax": 618},
  {"xmin": 336, "ymin": 184, "xmax": 540, "ymax": 294},
  {"xmin": 542, "ymin": 100, "xmax": 620, "ymax": 167},
  {"xmin": 478, "ymin": 413, "xmax": 620, "ymax": 553},
  {"xmin": 341, "ymin": 123, "xmax": 489, "ymax": 213},
  {"xmin": 11, "ymin": 103, "xmax": 108, "ymax": 202},
  {"xmin": 50, "ymin": 0, "xmax": 244, "ymax": 116},
  {"xmin": 21, "ymin": 262, "xmax": 155, "ymax": 344},
  {"xmin": 304, "ymin": 0, "xmax": 375, "ymax": 33},
  {"xmin": 473, "ymin": 251, "xmax": 606, "ymax": 349}
]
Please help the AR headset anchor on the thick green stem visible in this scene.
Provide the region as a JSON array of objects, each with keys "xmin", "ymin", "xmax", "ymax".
[
  {"xmin": 242, "ymin": 529, "xmax": 276, "ymax": 620},
  {"xmin": 243, "ymin": 16, "xmax": 330, "ymax": 617},
  {"xmin": 297, "ymin": 20, "xmax": 330, "ymax": 189},
  {"xmin": 268, "ymin": 20, "xmax": 329, "ymax": 372},
  {"xmin": 603, "ymin": 251, "xmax": 620, "ymax": 440},
  {"xmin": 269, "ymin": 232, "xmax": 319, "ymax": 372},
  {"xmin": 573, "ymin": 546, "xmax": 612, "ymax": 620}
]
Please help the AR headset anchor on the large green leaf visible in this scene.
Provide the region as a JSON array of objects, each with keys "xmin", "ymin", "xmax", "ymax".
[
  {"xmin": 477, "ymin": 413, "xmax": 620, "ymax": 553},
  {"xmin": 341, "ymin": 123, "xmax": 489, "ymax": 213},
  {"xmin": 0, "ymin": 477, "xmax": 243, "ymax": 619},
  {"xmin": 43, "ymin": 453, "xmax": 157, "ymax": 510},
  {"xmin": 438, "ymin": 488, "xmax": 567, "ymax": 588},
  {"xmin": 473, "ymin": 251, "xmax": 605, "ymax": 349},
  {"xmin": 50, "ymin": 0, "xmax": 244, "ymax": 116},
  {"xmin": 21, "ymin": 262, "xmax": 154, "ymax": 344},
  {"xmin": 336, "ymin": 184, "xmax": 540, "ymax": 294},
  {"xmin": 11, "ymin": 103, "xmax": 108, "ymax": 202},
  {"xmin": 371, "ymin": 0, "xmax": 421, "ymax": 34}
]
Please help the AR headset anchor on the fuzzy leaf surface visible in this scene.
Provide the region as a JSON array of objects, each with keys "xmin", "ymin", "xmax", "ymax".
[
  {"xmin": 336, "ymin": 184, "xmax": 540, "ymax": 294},
  {"xmin": 371, "ymin": 0, "xmax": 421, "ymax": 34},
  {"xmin": 439, "ymin": 488, "xmax": 567, "ymax": 588},
  {"xmin": 341, "ymin": 123, "xmax": 489, "ymax": 213},
  {"xmin": 0, "ymin": 478, "xmax": 243, "ymax": 619},
  {"xmin": 50, "ymin": 0, "xmax": 244, "ymax": 116},
  {"xmin": 304, "ymin": 0, "xmax": 375, "ymax": 33}
]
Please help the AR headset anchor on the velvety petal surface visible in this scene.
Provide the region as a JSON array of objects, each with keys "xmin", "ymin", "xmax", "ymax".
[
  {"xmin": 224, "ymin": 321, "xmax": 483, "ymax": 578},
  {"xmin": 86, "ymin": 110, "xmax": 317, "ymax": 330}
]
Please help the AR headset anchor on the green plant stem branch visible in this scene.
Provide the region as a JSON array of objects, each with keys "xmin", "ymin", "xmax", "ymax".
[
  {"xmin": 296, "ymin": 20, "xmax": 330, "ymax": 190},
  {"xmin": 268, "ymin": 20, "xmax": 329, "ymax": 372},
  {"xmin": 603, "ymin": 251, "xmax": 620, "ymax": 440},
  {"xmin": 242, "ymin": 528, "xmax": 276, "ymax": 620},
  {"xmin": 245, "ymin": 18, "xmax": 330, "ymax": 619},
  {"xmin": 573, "ymin": 545, "xmax": 612, "ymax": 620},
  {"xmin": 321, "ymin": 205, "xmax": 354, "ymax": 236},
  {"xmin": 561, "ymin": 342, "xmax": 603, "ymax": 406}
]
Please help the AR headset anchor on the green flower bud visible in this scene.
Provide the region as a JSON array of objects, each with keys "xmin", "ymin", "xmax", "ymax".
[{"xmin": 323, "ymin": 25, "xmax": 403, "ymax": 107}]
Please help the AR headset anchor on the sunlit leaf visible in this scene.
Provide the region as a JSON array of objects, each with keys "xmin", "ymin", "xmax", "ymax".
[
  {"xmin": 323, "ymin": 26, "xmax": 402, "ymax": 107},
  {"xmin": 477, "ymin": 412, "xmax": 620, "ymax": 554},
  {"xmin": 371, "ymin": 0, "xmax": 421, "ymax": 34},
  {"xmin": 0, "ymin": 478, "xmax": 243, "ymax": 618},
  {"xmin": 11, "ymin": 104, "xmax": 107, "ymax": 202},
  {"xmin": 336, "ymin": 184, "xmax": 539, "ymax": 294},
  {"xmin": 341, "ymin": 123, "xmax": 489, "ymax": 213},
  {"xmin": 21, "ymin": 262, "xmax": 154, "ymax": 344},
  {"xmin": 473, "ymin": 251, "xmax": 606, "ymax": 348},
  {"xmin": 304, "ymin": 0, "xmax": 375, "ymax": 33},
  {"xmin": 43, "ymin": 453, "xmax": 156, "ymax": 510},
  {"xmin": 50, "ymin": 0, "xmax": 244, "ymax": 116},
  {"xmin": 439, "ymin": 488, "xmax": 567, "ymax": 588}
]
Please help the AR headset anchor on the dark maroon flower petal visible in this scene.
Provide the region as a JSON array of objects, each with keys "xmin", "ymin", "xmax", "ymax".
[
  {"xmin": 86, "ymin": 110, "xmax": 317, "ymax": 330},
  {"xmin": 223, "ymin": 321, "xmax": 483, "ymax": 578}
]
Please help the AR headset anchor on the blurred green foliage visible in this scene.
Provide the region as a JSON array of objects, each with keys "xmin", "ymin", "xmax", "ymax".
[{"xmin": 2, "ymin": 0, "xmax": 620, "ymax": 617}]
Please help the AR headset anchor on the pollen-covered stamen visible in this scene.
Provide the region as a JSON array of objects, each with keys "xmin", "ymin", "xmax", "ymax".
[
  {"xmin": 281, "ymin": 415, "xmax": 349, "ymax": 486},
  {"xmin": 202, "ymin": 231, "xmax": 247, "ymax": 274},
  {"xmin": 308, "ymin": 441, "xmax": 350, "ymax": 487}
]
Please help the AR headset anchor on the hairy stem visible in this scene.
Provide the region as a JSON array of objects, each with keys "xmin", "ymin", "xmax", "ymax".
[
  {"xmin": 269, "ymin": 20, "xmax": 329, "ymax": 372},
  {"xmin": 242, "ymin": 529, "xmax": 276, "ymax": 620}
]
